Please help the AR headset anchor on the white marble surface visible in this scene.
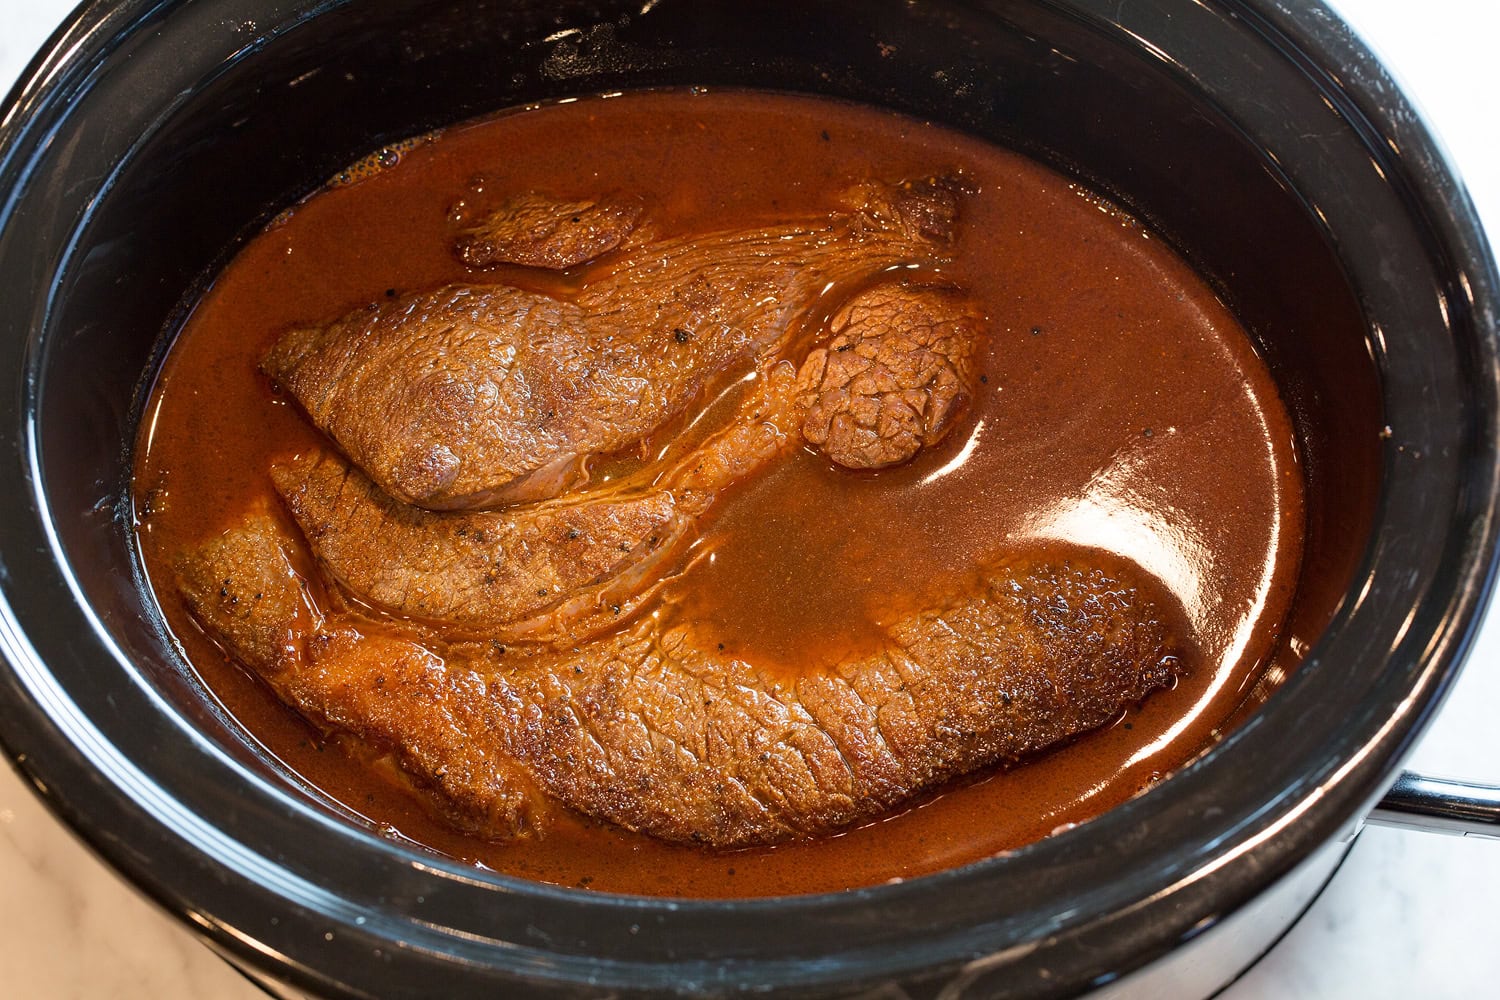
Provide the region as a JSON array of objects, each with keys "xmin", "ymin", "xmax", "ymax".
[{"xmin": 2, "ymin": 0, "xmax": 1498, "ymax": 996}]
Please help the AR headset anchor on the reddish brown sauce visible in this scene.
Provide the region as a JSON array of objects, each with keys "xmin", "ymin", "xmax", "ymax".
[{"xmin": 133, "ymin": 90, "xmax": 1304, "ymax": 897}]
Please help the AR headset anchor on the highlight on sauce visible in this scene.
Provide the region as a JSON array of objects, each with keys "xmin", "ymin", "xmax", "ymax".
[{"xmin": 133, "ymin": 89, "xmax": 1304, "ymax": 897}]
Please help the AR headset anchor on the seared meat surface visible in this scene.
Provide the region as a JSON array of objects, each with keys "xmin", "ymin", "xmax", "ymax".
[
  {"xmin": 796, "ymin": 283, "xmax": 982, "ymax": 469},
  {"xmin": 271, "ymin": 359, "xmax": 806, "ymax": 639},
  {"xmin": 272, "ymin": 450, "xmax": 683, "ymax": 640},
  {"xmin": 175, "ymin": 174, "xmax": 1186, "ymax": 850},
  {"xmin": 450, "ymin": 191, "xmax": 646, "ymax": 270},
  {"xmin": 177, "ymin": 515, "xmax": 546, "ymax": 839},
  {"xmin": 179, "ymin": 514, "xmax": 1180, "ymax": 847},
  {"xmin": 271, "ymin": 278, "xmax": 983, "ymax": 640},
  {"xmin": 263, "ymin": 179, "xmax": 960, "ymax": 510}
]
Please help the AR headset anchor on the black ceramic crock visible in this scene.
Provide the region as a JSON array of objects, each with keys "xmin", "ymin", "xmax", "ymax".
[{"xmin": 1, "ymin": 1, "xmax": 1497, "ymax": 997}]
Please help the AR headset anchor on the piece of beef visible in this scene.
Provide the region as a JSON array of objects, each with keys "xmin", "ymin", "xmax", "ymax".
[
  {"xmin": 176, "ymin": 515, "xmax": 547, "ymax": 839},
  {"xmin": 451, "ymin": 191, "xmax": 646, "ymax": 270},
  {"xmin": 262, "ymin": 178, "xmax": 961, "ymax": 510},
  {"xmin": 178, "ymin": 514, "xmax": 1180, "ymax": 848},
  {"xmin": 271, "ymin": 450, "xmax": 682, "ymax": 640},
  {"xmin": 796, "ymin": 283, "xmax": 982, "ymax": 469},
  {"xmin": 271, "ymin": 279, "xmax": 982, "ymax": 637},
  {"xmin": 271, "ymin": 362, "xmax": 804, "ymax": 639}
]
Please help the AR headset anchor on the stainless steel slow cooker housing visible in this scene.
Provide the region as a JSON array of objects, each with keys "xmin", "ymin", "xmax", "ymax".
[{"xmin": 0, "ymin": 1, "xmax": 1496, "ymax": 996}]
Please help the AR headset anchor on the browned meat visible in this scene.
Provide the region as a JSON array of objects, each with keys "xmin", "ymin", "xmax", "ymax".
[
  {"xmin": 178, "ymin": 514, "xmax": 1181, "ymax": 847},
  {"xmin": 176, "ymin": 516, "xmax": 546, "ymax": 839},
  {"xmin": 270, "ymin": 280, "xmax": 981, "ymax": 639},
  {"xmin": 262, "ymin": 178, "xmax": 961, "ymax": 510},
  {"xmin": 796, "ymin": 283, "xmax": 982, "ymax": 469},
  {"xmin": 271, "ymin": 362, "xmax": 806, "ymax": 639},
  {"xmin": 451, "ymin": 191, "xmax": 646, "ymax": 270},
  {"xmin": 271, "ymin": 450, "xmax": 682, "ymax": 640}
]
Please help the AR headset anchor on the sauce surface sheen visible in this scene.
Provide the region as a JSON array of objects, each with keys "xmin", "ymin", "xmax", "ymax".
[{"xmin": 134, "ymin": 90, "xmax": 1304, "ymax": 897}]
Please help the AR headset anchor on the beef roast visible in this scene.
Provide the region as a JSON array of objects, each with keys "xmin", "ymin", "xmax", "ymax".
[
  {"xmin": 270, "ymin": 360, "xmax": 806, "ymax": 639},
  {"xmin": 176, "ymin": 176, "xmax": 1162, "ymax": 852},
  {"xmin": 271, "ymin": 450, "xmax": 683, "ymax": 641},
  {"xmin": 269, "ymin": 279, "xmax": 984, "ymax": 640},
  {"xmin": 262, "ymin": 178, "xmax": 962, "ymax": 510},
  {"xmin": 450, "ymin": 191, "xmax": 647, "ymax": 270},
  {"xmin": 796, "ymin": 283, "xmax": 982, "ymax": 469},
  {"xmin": 178, "ymin": 513, "xmax": 1181, "ymax": 847}
]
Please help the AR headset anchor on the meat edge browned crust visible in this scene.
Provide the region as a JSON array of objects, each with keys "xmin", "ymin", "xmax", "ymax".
[{"xmin": 176, "ymin": 512, "xmax": 1182, "ymax": 849}]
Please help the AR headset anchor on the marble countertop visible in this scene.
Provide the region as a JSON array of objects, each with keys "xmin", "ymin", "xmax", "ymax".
[{"xmin": 2, "ymin": 0, "xmax": 1497, "ymax": 996}]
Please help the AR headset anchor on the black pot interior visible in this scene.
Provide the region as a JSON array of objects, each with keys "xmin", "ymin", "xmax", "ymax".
[{"xmin": 8, "ymin": 0, "xmax": 1489, "ymax": 995}]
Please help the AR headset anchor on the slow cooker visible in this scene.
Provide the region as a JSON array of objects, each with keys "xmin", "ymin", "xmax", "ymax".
[{"xmin": 1, "ymin": 0, "xmax": 1497, "ymax": 996}]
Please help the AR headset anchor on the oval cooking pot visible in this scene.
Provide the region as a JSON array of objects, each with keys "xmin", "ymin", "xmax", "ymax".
[{"xmin": 0, "ymin": 0, "xmax": 1497, "ymax": 997}]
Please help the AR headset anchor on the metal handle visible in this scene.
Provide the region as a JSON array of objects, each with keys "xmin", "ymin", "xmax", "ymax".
[{"xmin": 1366, "ymin": 771, "xmax": 1500, "ymax": 838}]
